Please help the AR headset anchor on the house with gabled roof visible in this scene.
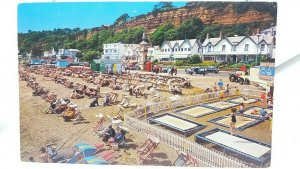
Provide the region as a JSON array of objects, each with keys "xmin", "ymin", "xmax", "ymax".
[
  {"xmin": 201, "ymin": 32, "xmax": 275, "ymax": 63},
  {"xmin": 155, "ymin": 39, "xmax": 202, "ymax": 61}
]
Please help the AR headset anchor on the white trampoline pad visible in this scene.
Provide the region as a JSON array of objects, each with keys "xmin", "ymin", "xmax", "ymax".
[
  {"xmin": 206, "ymin": 102, "xmax": 238, "ymax": 109},
  {"xmin": 206, "ymin": 131, "xmax": 271, "ymax": 158},
  {"xmin": 155, "ymin": 115, "xmax": 197, "ymax": 130},
  {"xmin": 229, "ymin": 97, "xmax": 258, "ymax": 104},
  {"xmin": 244, "ymin": 107, "xmax": 273, "ymax": 117},
  {"xmin": 216, "ymin": 116, "xmax": 256, "ymax": 128},
  {"xmin": 179, "ymin": 106, "xmax": 214, "ymax": 117}
]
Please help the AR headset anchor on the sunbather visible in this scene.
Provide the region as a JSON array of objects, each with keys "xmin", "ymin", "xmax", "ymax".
[
  {"xmin": 89, "ymin": 96, "xmax": 99, "ymax": 107},
  {"xmin": 102, "ymin": 125, "xmax": 116, "ymax": 143}
]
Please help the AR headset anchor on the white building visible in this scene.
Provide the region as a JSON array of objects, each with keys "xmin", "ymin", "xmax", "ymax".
[
  {"xmin": 121, "ymin": 44, "xmax": 141, "ymax": 64},
  {"xmin": 102, "ymin": 42, "xmax": 125, "ymax": 60},
  {"xmin": 68, "ymin": 49, "xmax": 80, "ymax": 58},
  {"xmin": 43, "ymin": 48, "xmax": 56, "ymax": 57},
  {"xmin": 201, "ymin": 33, "xmax": 275, "ymax": 63},
  {"xmin": 261, "ymin": 26, "xmax": 276, "ymax": 36},
  {"xmin": 147, "ymin": 46, "xmax": 160, "ymax": 61},
  {"xmin": 57, "ymin": 48, "xmax": 80, "ymax": 59},
  {"xmin": 57, "ymin": 49, "xmax": 70, "ymax": 59},
  {"xmin": 155, "ymin": 39, "xmax": 202, "ymax": 61}
]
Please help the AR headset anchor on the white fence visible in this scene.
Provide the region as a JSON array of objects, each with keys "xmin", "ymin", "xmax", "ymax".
[
  {"xmin": 240, "ymin": 88, "xmax": 262, "ymax": 98},
  {"xmin": 124, "ymin": 115, "xmax": 249, "ymax": 168},
  {"xmin": 131, "ymin": 89, "xmax": 237, "ymax": 118}
]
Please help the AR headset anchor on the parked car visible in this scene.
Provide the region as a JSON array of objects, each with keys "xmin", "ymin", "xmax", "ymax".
[
  {"xmin": 206, "ymin": 66, "xmax": 219, "ymax": 73},
  {"xmin": 185, "ymin": 67, "xmax": 206, "ymax": 75},
  {"xmin": 162, "ymin": 67, "xmax": 171, "ymax": 73},
  {"xmin": 194, "ymin": 67, "xmax": 207, "ymax": 75},
  {"xmin": 130, "ymin": 65, "xmax": 141, "ymax": 70}
]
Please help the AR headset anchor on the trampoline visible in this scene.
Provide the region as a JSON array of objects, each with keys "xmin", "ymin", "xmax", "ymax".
[
  {"xmin": 195, "ymin": 128, "xmax": 271, "ymax": 166},
  {"xmin": 241, "ymin": 106, "xmax": 273, "ymax": 119},
  {"xmin": 176, "ymin": 105, "xmax": 217, "ymax": 118},
  {"xmin": 208, "ymin": 115, "xmax": 264, "ymax": 131},
  {"xmin": 201, "ymin": 101, "xmax": 239, "ymax": 111},
  {"xmin": 226, "ymin": 97, "xmax": 259, "ymax": 104},
  {"xmin": 148, "ymin": 113, "xmax": 206, "ymax": 136}
]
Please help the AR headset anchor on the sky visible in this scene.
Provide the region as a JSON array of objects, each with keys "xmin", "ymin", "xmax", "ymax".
[{"xmin": 18, "ymin": 2, "xmax": 186, "ymax": 33}]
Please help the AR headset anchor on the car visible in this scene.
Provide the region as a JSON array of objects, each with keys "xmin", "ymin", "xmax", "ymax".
[
  {"xmin": 185, "ymin": 67, "xmax": 206, "ymax": 75},
  {"xmin": 162, "ymin": 67, "xmax": 171, "ymax": 73},
  {"xmin": 130, "ymin": 65, "xmax": 141, "ymax": 70},
  {"xmin": 193, "ymin": 67, "xmax": 207, "ymax": 75},
  {"xmin": 206, "ymin": 66, "xmax": 219, "ymax": 73}
]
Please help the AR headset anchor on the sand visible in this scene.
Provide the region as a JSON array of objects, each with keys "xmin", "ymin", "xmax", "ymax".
[{"xmin": 19, "ymin": 73, "xmax": 201, "ymax": 165}]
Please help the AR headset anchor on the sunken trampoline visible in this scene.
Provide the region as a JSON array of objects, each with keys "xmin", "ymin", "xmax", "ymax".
[
  {"xmin": 176, "ymin": 105, "xmax": 218, "ymax": 118},
  {"xmin": 148, "ymin": 113, "xmax": 206, "ymax": 136},
  {"xmin": 241, "ymin": 106, "xmax": 273, "ymax": 119},
  {"xmin": 226, "ymin": 97, "xmax": 259, "ymax": 104},
  {"xmin": 195, "ymin": 128, "xmax": 271, "ymax": 166},
  {"xmin": 201, "ymin": 101, "xmax": 239, "ymax": 111},
  {"xmin": 208, "ymin": 114, "xmax": 263, "ymax": 131}
]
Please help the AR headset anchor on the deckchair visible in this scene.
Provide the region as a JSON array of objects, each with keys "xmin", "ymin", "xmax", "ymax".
[
  {"xmin": 173, "ymin": 153, "xmax": 188, "ymax": 166},
  {"xmin": 94, "ymin": 113, "xmax": 105, "ymax": 132},
  {"xmin": 138, "ymin": 135, "xmax": 160, "ymax": 164}
]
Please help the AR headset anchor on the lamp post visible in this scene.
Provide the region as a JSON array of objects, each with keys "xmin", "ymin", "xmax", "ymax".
[{"xmin": 256, "ymin": 34, "xmax": 261, "ymax": 66}]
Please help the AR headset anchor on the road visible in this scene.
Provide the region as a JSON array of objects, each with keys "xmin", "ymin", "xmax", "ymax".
[{"xmin": 130, "ymin": 70, "xmax": 260, "ymax": 91}]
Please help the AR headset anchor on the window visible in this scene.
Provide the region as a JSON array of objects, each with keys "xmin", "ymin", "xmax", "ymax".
[
  {"xmin": 181, "ymin": 48, "xmax": 183, "ymax": 51},
  {"xmin": 105, "ymin": 45, "xmax": 108, "ymax": 48},
  {"xmin": 114, "ymin": 50, "xmax": 117, "ymax": 53},
  {"xmin": 260, "ymin": 44, "xmax": 265, "ymax": 51},
  {"xmin": 184, "ymin": 48, "xmax": 187, "ymax": 51},
  {"xmin": 232, "ymin": 45, "xmax": 237, "ymax": 51},
  {"xmin": 172, "ymin": 49, "xmax": 174, "ymax": 52},
  {"xmin": 105, "ymin": 49, "xmax": 108, "ymax": 53},
  {"xmin": 222, "ymin": 45, "xmax": 226, "ymax": 52},
  {"xmin": 175, "ymin": 48, "xmax": 177, "ymax": 52},
  {"xmin": 244, "ymin": 44, "xmax": 249, "ymax": 51},
  {"xmin": 188, "ymin": 48, "xmax": 191, "ymax": 51},
  {"xmin": 208, "ymin": 45, "xmax": 212, "ymax": 52},
  {"xmin": 168, "ymin": 49, "xmax": 170, "ymax": 52}
]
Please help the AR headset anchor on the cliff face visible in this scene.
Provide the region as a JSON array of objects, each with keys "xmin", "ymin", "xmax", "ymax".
[
  {"xmin": 114, "ymin": 5, "xmax": 274, "ymax": 33},
  {"xmin": 78, "ymin": 4, "xmax": 275, "ymax": 39}
]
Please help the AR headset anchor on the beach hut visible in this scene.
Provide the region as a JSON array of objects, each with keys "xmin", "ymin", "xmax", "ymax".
[
  {"xmin": 91, "ymin": 58, "xmax": 122, "ymax": 74},
  {"xmin": 56, "ymin": 60, "xmax": 69, "ymax": 68}
]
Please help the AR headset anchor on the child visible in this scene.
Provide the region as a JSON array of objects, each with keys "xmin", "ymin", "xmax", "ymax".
[
  {"xmin": 220, "ymin": 90, "xmax": 225, "ymax": 104},
  {"xmin": 239, "ymin": 103, "xmax": 245, "ymax": 120}
]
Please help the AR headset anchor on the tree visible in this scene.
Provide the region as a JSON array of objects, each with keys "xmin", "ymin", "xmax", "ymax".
[
  {"xmin": 153, "ymin": 2, "xmax": 174, "ymax": 12},
  {"xmin": 76, "ymin": 52, "xmax": 83, "ymax": 59},
  {"xmin": 188, "ymin": 54, "xmax": 201, "ymax": 64},
  {"xmin": 83, "ymin": 50, "xmax": 99, "ymax": 62},
  {"xmin": 150, "ymin": 23, "xmax": 175, "ymax": 45},
  {"xmin": 114, "ymin": 13, "xmax": 130, "ymax": 26},
  {"xmin": 31, "ymin": 46, "xmax": 43, "ymax": 58},
  {"xmin": 176, "ymin": 17, "xmax": 204, "ymax": 39}
]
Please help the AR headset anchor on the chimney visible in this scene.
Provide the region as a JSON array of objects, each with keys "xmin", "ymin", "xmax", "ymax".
[
  {"xmin": 219, "ymin": 31, "xmax": 223, "ymax": 38},
  {"xmin": 206, "ymin": 33, "xmax": 210, "ymax": 39},
  {"xmin": 256, "ymin": 28, "xmax": 260, "ymax": 35}
]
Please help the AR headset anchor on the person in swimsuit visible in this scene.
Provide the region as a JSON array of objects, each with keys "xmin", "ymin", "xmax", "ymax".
[
  {"xmin": 229, "ymin": 108, "xmax": 237, "ymax": 135},
  {"xmin": 239, "ymin": 103, "xmax": 245, "ymax": 120}
]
